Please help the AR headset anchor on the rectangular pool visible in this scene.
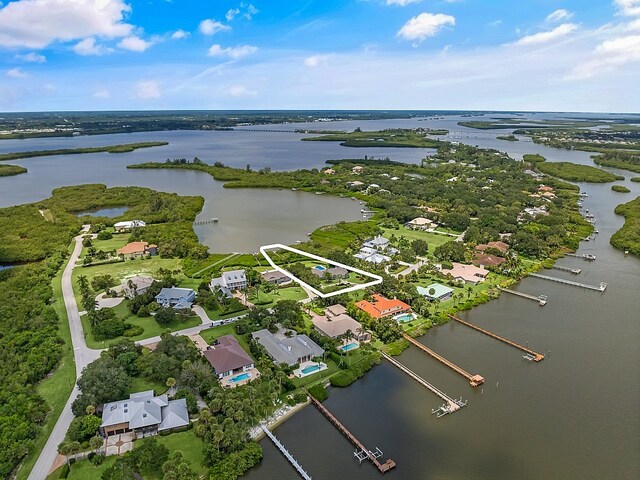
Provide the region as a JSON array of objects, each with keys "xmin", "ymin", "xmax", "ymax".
[
  {"xmin": 229, "ymin": 372, "xmax": 251, "ymax": 383},
  {"xmin": 341, "ymin": 342, "xmax": 359, "ymax": 352}
]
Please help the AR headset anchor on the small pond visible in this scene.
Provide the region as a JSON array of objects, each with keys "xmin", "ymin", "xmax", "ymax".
[{"xmin": 76, "ymin": 207, "xmax": 129, "ymax": 218}]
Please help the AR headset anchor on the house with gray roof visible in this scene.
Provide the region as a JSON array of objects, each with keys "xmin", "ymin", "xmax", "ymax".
[
  {"xmin": 211, "ymin": 269, "xmax": 247, "ymax": 297},
  {"xmin": 417, "ymin": 283, "xmax": 454, "ymax": 302},
  {"xmin": 155, "ymin": 287, "xmax": 195, "ymax": 310},
  {"xmin": 121, "ymin": 275, "xmax": 155, "ymax": 299},
  {"xmin": 100, "ymin": 390, "xmax": 189, "ymax": 437},
  {"xmin": 261, "ymin": 270, "xmax": 291, "ymax": 285},
  {"xmin": 251, "ymin": 329, "xmax": 324, "ymax": 366}
]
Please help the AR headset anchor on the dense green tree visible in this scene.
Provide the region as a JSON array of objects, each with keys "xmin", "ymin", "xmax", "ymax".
[
  {"xmin": 72, "ymin": 357, "xmax": 131, "ymax": 415},
  {"xmin": 162, "ymin": 451, "xmax": 198, "ymax": 480}
]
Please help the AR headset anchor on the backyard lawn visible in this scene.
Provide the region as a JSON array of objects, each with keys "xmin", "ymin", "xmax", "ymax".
[
  {"xmin": 199, "ymin": 323, "xmax": 252, "ymax": 356},
  {"xmin": 249, "ymin": 285, "xmax": 308, "ymax": 308},
  {"xmin": 382, "ymin": 226, "xmax": 459, "ymax": 251}
]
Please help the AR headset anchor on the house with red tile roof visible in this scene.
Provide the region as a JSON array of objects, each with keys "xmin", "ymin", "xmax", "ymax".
[{"xmin": 355, "ymin": 294, "xmax": 411, "ymax": 319}]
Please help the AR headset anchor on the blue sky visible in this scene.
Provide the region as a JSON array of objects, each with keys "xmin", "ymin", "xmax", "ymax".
[{"xmin": 0, "ymin": 0, "xmax": 638, "ymax": 112}]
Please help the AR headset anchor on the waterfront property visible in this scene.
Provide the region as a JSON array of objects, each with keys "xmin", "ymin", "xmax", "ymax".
[
  {"xmin": 210, "ymin": 269, "xmax": 247, "ymax": 297},
  {"xmin": 203, "ymin": 334, "xmax": 259, "ymax": 388},
  {"xmin": 311, "ymin": 265, "xmax": 350, "ymax": 279},
  {"xmin": 113, "ymin": 220, "xmax": 146, "ymax": 232},
  {"xmin": 155, "ymin": 287, "xmax": 196, "ymax": 309},
  {"xmin": 405, "ymin": 217, "xmax": 438, "ymax": 231},
  {"xmin": 355, "ymin": 294, "xmax": 411, "ymax": 319},
  {"xmin": 311, "ymin": 304, "xmax": 370, "ymax": 348},
  {"xmin": 251, "ymin": 328, "xmax": 324, "ymax": 366},
  {"xmin": 293, "ymin": 361, "xmax": 329, "ymax": 378},
  {"xmin": 441, "ymin": 262, "xmax": 488, "ymax": 285},
  {"xmin": 417, "ymin": 283, "xmax": 454, "ymax": 302},
  {"xmin": 472, "ymin": 254, "xmax": 506, "ymax": 268},
  {"xmin": 261, "ymin": 269, "xmax": 291, "ymax": 285},
  {"xmin": 354, "ymin": 246, "xmax": 392, "ymax": 264},
  {"xmin": 121, "ymin": 275, "xmax": 155, "ymax": 298},
  {"xmin": 116, "ymin": 241, "xmax": 157, "ymax": 259},
  {"xmin": 100, "ymin": 390, "xmax": 189, "ymax": 438}
]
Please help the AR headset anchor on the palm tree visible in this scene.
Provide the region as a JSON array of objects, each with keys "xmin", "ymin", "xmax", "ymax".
[
  {"xmin": 466, "ymin": 285, "xmax": 473, "ymax": 299},
  {"xmin": 166, "ymin": 377, "xmax": 176, "ymax": 396}
]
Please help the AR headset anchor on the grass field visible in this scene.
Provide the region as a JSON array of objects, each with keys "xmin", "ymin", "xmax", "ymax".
[
  {"xmin": 128, "ymin": 376, "xmax": 168, "ymax": 396},
  {"xmin": 249, "ymin": 285, "xmax": 308, "ymax": 309},
  {"xmin": 382, "ymin": 226, "xmax": 458, "ymax": 251},
  {"xmin": 199, "ymin": 324, "xmax": 252, "ymax": 356},
  {"xmin": 75, "ymin": 255, "xmax": 184, "ymax": 286}
]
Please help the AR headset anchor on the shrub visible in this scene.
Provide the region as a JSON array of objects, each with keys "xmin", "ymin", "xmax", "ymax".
[
  {"xmin": 307, "ymin": 384, "xmax": 329, "ymax": 402},
  {"xmin": 330, "ymin": 370, "xmax": 356, "ymax": 387},
  {"xmin": 58, "ymin": 463, "xmax": 70, "ymax": 479},
  {"xmin": 97, "ymin": 230, "xmax": 113, "ymax": 240},
  {"xmin": 123, "ymin": 326, "xmax": 144, "ymax": 337}
]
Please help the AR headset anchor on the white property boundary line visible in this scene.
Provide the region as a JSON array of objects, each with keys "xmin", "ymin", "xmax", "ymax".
[{"xmin": 259, "ymin": 243, "xmax": 383, "ymax": 299}]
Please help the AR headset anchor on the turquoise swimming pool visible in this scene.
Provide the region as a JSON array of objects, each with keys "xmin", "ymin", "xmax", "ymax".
[
  {"xmin": 301, "ymin": 364, "xmax": 322, "ymax": 374},
  {"xmin": 395, "ymin": 314, "xmax": 414, "ymax": 323},
  {"xmin": 314, "ymin": 265, "xmax": 326, "ymax": 271},
  {"xmin": 341, "ymin": 342, "xmax": 359, "ymax": 351},
  {"xmin": 229, "ymin": 372, "xmax": 251, "ymax": 383}
]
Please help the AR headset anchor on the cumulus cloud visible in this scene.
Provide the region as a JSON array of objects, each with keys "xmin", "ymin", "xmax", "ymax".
[
  {"xmin": 171, "ymin": 29, "xmax": 190, "ymax": 40},
  {"xmin": 513, "ymin": 23, "xmax": 578, "ymax": 46},
  {"xmin": 244, "ymin": 4, "xmax": 259, "ymax": 20},
  {"xmin": 199, "ymin": 19, "xmax": 231, "ymax": 36},
  {"xmin": 208, "ymin": 44, "xmax": 258, "ymax": 59},
  {"xmin": 117, "ymin": 36, "xmax": 153, "ymax": 52},
  {"xmin": 93, "ymin": 89, "xmax": 110, "ymax": 98},
  {"xmin": 386, "ymin": 0, "xmax": 422, "ymax": 5},
  {"xmin": 226, "ymin": 8, "xmax": 240, "ymax": 21},
  {"xmin": 0, "ymin": 0, "xmax": 133, "ymax": 49},
  {"xmin": 72, "ymin": 37, "xmax": 112, "ymax": 56},
  {"xmin": 223, "ymin": 85, "xmax": 257, "ymax": 97},
  {"xmin": 571, "ymin": 34, "xmax": 640, "ymax": 78},
  {"xmin": 6, "ymin": 67, "xmax": 27, "ymax": 78},
  {"xmin": 304, "ymin": 54, "xmax": 330, "ymax": 67},
  {"xmin": 546, "ymin": 9, "xmax": 574, "ymax": 23},
  {"xmin": 134, "ymin": 80, "xmax": 160, "ymax": 99},
  {"xmin": 615, "ymin": 0, "xmax": 640, "ymax": 16},
  {"xmin": 15, "ymin": 52, "xmax": 46, "ymax": 63},
  {"xmin": 397, "ymin": 13, "xmax": 455, "ymax": 43}
]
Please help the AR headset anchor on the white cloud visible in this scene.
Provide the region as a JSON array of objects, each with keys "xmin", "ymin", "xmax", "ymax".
[
  {"xmin": 117, "ymin": 36, "xmax": 153, "ymax": 52},
  {"xmin": 386, "ymin": 0, "xmax": 422, "ymax": 5},
  {"xmin": 72, "ymin": 37, "xmax": 111, "ymax": 56},
  {"xmin": 223, "ymin": 85, "xmax": 257, "ymax": 97},
  {"xmin": 171, "ymin": 29, "xmax": 190, "ymax": 40},
  {"xmin": 226, "ymin": 4, "xmax": 258, "ymax": 21},
  {"xmin": 615, "ymin": 0, "xmax": 640, "ymax": 16},
  {"xmin": 513, "ymin": 23, "xmax": 578, "ymax": 46},
  {"xmin": 134, "ymin": 80, "xmax": 160, "ymax": 99},
  {"xmin": 546, "ymin": 9, "xmax": 574, "ymax": 23},
  {"xmin": 208, "ymin": 44, "xmax": 258, "ymax": 59},
  {"xmin": 15, "ymin": 52, "xmax": 46, "ymax": 63},
  {"xmin": 0, "ymin": 0, "xmax": 133, "ymax": 49},
  {"xmin": 397, "ymin": 13, "xmax": 455, "ymax": 43},
  {"xmin": 244, "ymin": 4, "xmax": 259, "ymax": 20},
  {"xmin": 571, "ymin": 34, "xmax": 640, "ymax": 78},
  {"xmin": 199, "ymin": 19, "xmax": 231, "ymax": 36},
  {"xmin": 304, "ymin": 54, "xmax": 331, "ymax": 67},
  {"xmin": 488, "ymin": 19, "xmax": 502, "ymax": 27},
  {"xmin": 226, "ymin": 8, "xmax": 240, "ymax": 21},
  {"xmin": 6, "ymin": 67, "xmax": 27, "ymax": 78},
  {"xmin": 93, "ymin": 89, "xmax": 110, "ymax": 98}
]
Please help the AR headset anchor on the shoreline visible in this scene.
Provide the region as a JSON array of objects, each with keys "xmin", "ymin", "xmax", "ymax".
[{"xmin": 250, "ymin": 399, "xmax": 311, "ymax": 441}]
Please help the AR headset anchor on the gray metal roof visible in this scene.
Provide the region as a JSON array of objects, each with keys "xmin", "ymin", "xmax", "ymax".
[
  {"xmin": 101, "ymin": 390, "xmax": 189, "ymax": 431},
  {"xmin": 252, "ymin": 329, "xmax": 324, "ymax": 366},
  {"xmin": 222, "ymin": 270, "xmax": 246, "ymax": 285}
]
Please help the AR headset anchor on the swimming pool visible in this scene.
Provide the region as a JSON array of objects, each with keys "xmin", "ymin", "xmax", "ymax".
[
  {"xmin": 341, "ymin": 342, "xmax": 359, "ymax": 351},
  {"xmin": 314, "ymin": 265, "xmax": 326, "ymax": 271},
  {"xmin": 394, "ymin": 314, "xmax": 414, "ymax": 323},
  {"xmin": 301, "ymin": 364, "xmax": 322, "ymax": 374},
  {"xmin": 229, "ymin": 372, "xmax": 251, "ymax": 383}
]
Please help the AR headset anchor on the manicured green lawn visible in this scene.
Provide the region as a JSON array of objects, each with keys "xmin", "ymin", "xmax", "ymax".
[
  {"xmin": 202, "ymin": 306, "xmax": 250, "ymax": 321},
  {"xmin": 249, "ymin": 286, "xmax": 308, "ymax": 308},
  {"xmin": 199, "ymin": 324, "xmax": 252, "ymax": 357},
  {"xmin": 74, "ymin": 255, "xmax": 184, "ymax": 288},
  {"xmin": 128, "ymin": 376, "xmax": 168, "ymax": 396},
  {"xmin": 47, "ymin": 456, "xmax": 117, "ymax": 480},
  {"xmin": 80, "ymin": 234, "xmax": 129, "ymax": 258},
  {"xmin": 291, "ymin": 359, "xmax": 341, "ymax": 388},
  {"xmin": 382, "ymin": 226, "xmax": 457, "ymax": 250}
]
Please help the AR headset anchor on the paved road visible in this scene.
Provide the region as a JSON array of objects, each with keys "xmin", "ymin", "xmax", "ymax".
[{"xmin": 28, "ymin": 233, "xmax": 101, "ymax": 480}]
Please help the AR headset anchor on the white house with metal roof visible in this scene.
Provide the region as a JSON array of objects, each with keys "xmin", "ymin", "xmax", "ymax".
[
  {"xmin": 417, "ymin": 283, "xmax": 454, "ymax": 302},
  {"xmin": 211, "ymin": 269, "xmax": 247, "ymax": 297},
  {"xmin": 251, "ymin": 329, "xmax": 323, "ymax": 366},
  {"xmin": 155, "ymin": 287, "xmax": 196, "ymax": 309}
]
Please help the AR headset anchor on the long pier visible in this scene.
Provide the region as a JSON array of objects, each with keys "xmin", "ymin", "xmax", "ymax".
[
  {"xmin": 565, "ymin": 253, "xmax": 596, "ymax": 261},
  {"xmin": 448, "ymin": 315, "xmax": 545, "ymax": 362},
  {"xmin": 529, "ymin": 273, "xmax": 606, "ymax": 292},
  {"xmin": 307, "ymin": 394, "xmax": 396, "ymax": 473},
  {"xmin": 498, "ymin": 287, "xmax": 548, "ymax": 306},
  {"xmin": 552, "ymin": 265, "xmax": 581, "ymax": 274},
  {"xmin": 402, "ymin": 334, "xmax": 484, "ymax": 387},
  {"xmin": 381, "ymin": 352, "xmax": 466, "ymax": 416},
  {"xmin": 260, "ymin": 424, "xmax": 312, "ymax": 480},
  {"xmin": 194, "ymin": 217, "xmax": 218, "ymax": 225}
]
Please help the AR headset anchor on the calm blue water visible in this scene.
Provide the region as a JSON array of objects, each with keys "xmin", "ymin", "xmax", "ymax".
[
  {"xmin": 341, "ymin": 343, "xmax": 359, "ymax": 352},
  {"xmin": 230, "ymin": 372, "xmax": 251, "ymax": 383},
  {"xmin": 76, "ymin": 207, "xmax": 128, "ymax": 218},
  {"xmin": 314, "ymin": 265, "xmax": 326, "ymax": 271}
]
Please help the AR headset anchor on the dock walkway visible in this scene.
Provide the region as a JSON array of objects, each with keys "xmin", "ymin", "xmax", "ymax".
[
  {"xmin": 552, "ymin": 265, "xmax": 581, "ymax": 274},
  {"xmin": 529, "ymin": 273, "xmax": 606, "ymax": 292},
  {"xmin": 381, "ymin": 352, "xmax": 466, "ymax": 416},
  {"xmin": 497, "ymin": 287, "xmax": 547, "ymax": 306},
  {"xmin": 402, "ymin": 334, "xmax": 484, "ymax": 386},
  {"xmin": 260, "ymin": 424, "xmax": 312, "ymax": 480},
  {"xmin": 448, "ymin": 315, "xmax": 544, "ymax": 362},
  {"xmin": 307, "ymin": 394, "xmax": 396, "ymax": 473}
]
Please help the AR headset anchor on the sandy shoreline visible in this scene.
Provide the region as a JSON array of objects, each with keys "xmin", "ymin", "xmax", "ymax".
[{"xmin": 250, "ymin": 399, "xmax": 311, "ymax": 441}]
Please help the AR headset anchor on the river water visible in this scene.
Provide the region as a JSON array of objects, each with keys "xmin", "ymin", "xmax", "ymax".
[{"xmin": 1, "ymin": 113, "xmax": 638, "ymax": 478}]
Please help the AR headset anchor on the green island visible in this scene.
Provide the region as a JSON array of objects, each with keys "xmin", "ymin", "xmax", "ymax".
[
  {"xmin": 532, "ymin": 159, "xmax": 624, "ymax": 183},
  {"xmin": 610, "ymin": 196, "xmax": 640, "ymax": 256},
  {"xmin": 611, "ymin": 185, "xmax": 631, "ymax": 193},
  {"xmin": 301, "ymin": 128, "xmax": 444, "ymax": 148},
  {"xmin": 0, "ymin": 142, "xmax": 169, "ymax": 162},
  {"xmin": 496, "ymin": 134, "xmax": 519, "ymax": 141},
  {"xmin": 593, "ymin": 152, "xmax": 640, "ymax": 174},
  {"xmin": 459, "ymin": 119, "xmax": 604, "ymax": 130},
  {"xmin": 3, "ymin": 136, "xmax": 598, "ymax": 480},
  {"xmin": 0, "ymin": 164, "xmax": 27, "ymax": 176},
  {"xmin": 631, "ymin": 177, "xmax": 640, "ymax": 182}
]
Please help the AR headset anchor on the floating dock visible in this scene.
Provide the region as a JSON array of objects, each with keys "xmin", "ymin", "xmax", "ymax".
[
  {"xmin": 565, "ymin": 253, "xmax": 596, "ymax": 261},
  {"xmin": 307, "ymin": 394, "xmax": 396, "ymax": 473},
  {"xmin": 402, "ymin": 334, "xmax": 484, "ymax": 386},
  {"xmin": 552, "ymin": 265, "xmax": 581, "ymax": 274},
  {"xmin": 497, "ymin": 287, "xmax": 548, "ymax": 306},
  {"xmin": 381, "ymin": 352, "xmax": 466, "ymax": 416},
  {"xmin": 448, "ymin": 315, "xmax": 545, "ymax": 362},
  {"xmin": 529, "ymin": 273, "xmax": 606, "ymax": 292},
  {"xmin": 260, "ymin": 424, "xmax": 312, "ymax": 480}
]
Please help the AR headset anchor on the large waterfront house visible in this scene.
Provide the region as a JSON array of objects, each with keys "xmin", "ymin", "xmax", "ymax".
[
  {"xmin": 417, "ymin": 283, "xmax": 454, "ymax": 302},
  {"xmin": 472, "ymin": 254, "xmax": 506, "ymax": 268},
  {"xmin": 405, "ymin": 217, "xmax": 437, "ymax": 231},
  {"xmin": 251, "ymin": 328, "xmax": 324, "ymax": 366},
  {"xmin": 355, "ymin": 294, "xmax": 411, "ymax": 319},
  {"xmin": 116, "ymin": 241, "xmax": 157, "ymax": 259},
  {"xmin": 114, "ymin": 220, "xmax": 146, "ymax": 232},
  {"xmin": 203, "ymin": 335, "xmax": 257, "ymax": 387},
  {"xmin": 311, "ymin": 304, "xmax": 371, "ymax": 342},
  {"xmin": 155, "ymin": 287, "xmax": 196, "ymax": 309},
  {"xmin": 121, "ymin": 275, "xmax": 155, "ymax": 298},
  {"xmin": 261, "ymin": 270, "xmax": 291, "ymax": 285},
  {"xmin": 441, "ymin": 263, "xmax": 488, "ymax": 285},
  {"xmin": 211, "ymin": 269, "xmax": 247, "ymax": 297},
  {"xmin": 100, "ymin": 390, "xmax": 189, "ymax": 437}
]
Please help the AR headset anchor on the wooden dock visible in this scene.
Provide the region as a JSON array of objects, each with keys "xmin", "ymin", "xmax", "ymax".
[
  {"xmin": 307, "ymin": 394, "xmax": 396, "ymax": 473},
  {"xmin": 402, "ymin": 334, "xmax": 484, "ymax": 387},
  {"xmin": 529, "ymin": 273, "xmax": 606, "ymax": 292},
  {"xmin": 497, "ymin": 287, "xmax": 548, "ymax": 306},
  {"xmin": 194, "ymin": 217, "xmax": 218, "ymax": 225},
  {"xmin": 552, "ymin": 265, "xmax": 581, "ymax": 274},
  {"xmin": 381, "ymin": 352, "xmax": 466, "ymax": 416},
  {"xmin": 448, "ymin": 315, "xmax": 545, "ymax": 362},
  {"xmin": 565, "ymin": 253, "xmax": 596, "ymax": 261},
  {"xmin": 260, "ymin": 424, "xmax": 312, "ymax": 479}
]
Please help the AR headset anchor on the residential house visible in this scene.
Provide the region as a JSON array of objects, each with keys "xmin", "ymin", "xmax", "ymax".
[
  {"xmin": 352, "ymin": 166, "xmax": 364, "ymax": 174},
  {"xmin": 203, "ymin": 335, "xmax": 257, "ymax": 387},
  {"xmin": 261, "ymin": 270, "xmax": 291, "ymax": 285},
  {"xmin": 405, "ymin": 217, "xmax": 437, "ymax": 231},
  {"xmin": 311, "ymin": 304, "xmax": 370, "ymax": 342},
  {"xmin": 363, "ymin": 235, "xmax": 390, "ymax": 251},
  {"xmin": 353, "ymin": 250, "xmax": 391, "ymax": 264},
  {"xmin": 347, "ymin": 180, "xmax": 365, "ymax": 188},
  {"xmin": 100, "ymin": 390, "xmax": 189, "ymax": 437},
  {"xmin": 441, "ymin": 263, "xmax": 488, "ymax": 285},
  {"xmin": 473, "ymin": 254, "xmax": 506, "ymax": 268},
  {"xmin": 326, "ymin": 266, "xmax": 350, "ymax": 279},
  {"xmin": 323, "ymin": 168, "xmax": 335, "ymax": 175},
  {"xmin": 116, "ymin": 241, "xmax": 157, "ymax": 259},
  {"xmin": 155, "ymin": 287, "xmax": 196, "ymax": 309},
  {"xmin": 121, "ymin": 275, "xmax": 155, "ymax": 299},
  {"xmin": 475, "ymin": 241, "xmax": 509, "ymax": 254},
  {"xmin": 113, "ymin": 220, "xmax": 146, "ymax": 232},
  {"xmin": 355, "ymin": 294, "xmax": 411, "ymax": 319},
  {"xmin": 251, "ymin": 329, "xmax": 324, "ymax": 366},
  {"xmin": 210, "ymin": 269, "xmax": 247, "ymax": 297},
  {"xmin": 417, "ymin": 283, "xmax": 454, "ymax": 302}
]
